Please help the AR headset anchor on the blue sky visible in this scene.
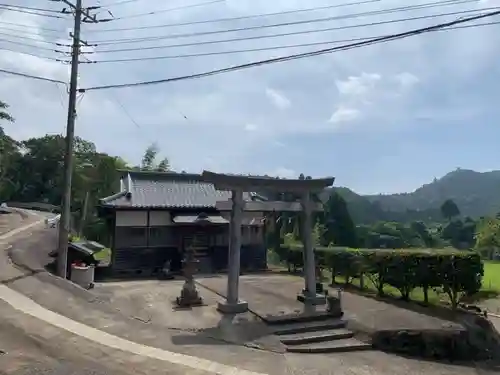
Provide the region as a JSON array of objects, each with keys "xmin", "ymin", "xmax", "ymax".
[{"xmin": 0, "ymin": 0, "xmax": 499, "ymax": 194}]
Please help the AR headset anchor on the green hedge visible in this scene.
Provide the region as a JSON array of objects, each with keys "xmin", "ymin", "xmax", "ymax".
[{"xmin": 276, "ymin": 246, "xmax": 483, "ymax": 309}]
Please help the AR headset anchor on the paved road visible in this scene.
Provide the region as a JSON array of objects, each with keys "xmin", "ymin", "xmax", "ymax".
[{"xmin": 0, "ymin": 299, "xmax": 212, "ymax": 375}]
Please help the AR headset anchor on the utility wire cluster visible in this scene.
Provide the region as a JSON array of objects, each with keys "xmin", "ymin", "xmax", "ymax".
[{"xmin": 0, "ymin": 0, "xmax": 499, "ymax": 89}]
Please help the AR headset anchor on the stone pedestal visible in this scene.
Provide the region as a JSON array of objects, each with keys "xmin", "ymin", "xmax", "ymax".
[
  {"xmin": 297, "ymin": 292, "xmax": 327, "ymax": 306},
  {"xmin": 216, "ymin": 300, "xmax": 249, "ymax": 314},
  {"xmin": 176, "ymin": 280, "xmax": 203, "ymax": 307},
  {"xmin": 326, "ymin": 296, "xmax": 343, "ymax": 317},
  {"xmin": 176, "ymin": 253, "xmax": 203, "ymax": 307}
]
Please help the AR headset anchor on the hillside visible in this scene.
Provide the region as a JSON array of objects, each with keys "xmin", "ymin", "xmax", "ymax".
[
  {"xmin": 335, "ymin": 187, "xmax": 442, "ymax": 224},
  {"xmin": 338, "ymin": 169, "xmax": 500, "ymax": 223}
]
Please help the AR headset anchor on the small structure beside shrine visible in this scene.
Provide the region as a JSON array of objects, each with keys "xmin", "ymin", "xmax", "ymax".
[{"xmin": 97, "ymin": 170, "xmax": 268, "ymax": 278}]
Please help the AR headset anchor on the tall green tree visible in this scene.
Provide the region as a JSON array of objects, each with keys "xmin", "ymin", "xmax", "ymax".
[
  {"xmin": 321, "ymin": 192, "xmax": 358, "ymax": 247},
  {"xmin": 440, "ymin": 199, "xmax": 460, "ymax": 221},
  {"xmin": 0, "ymin": 100, "xmax": 18, "ymax": 200},
  {"xmin": 140, "ymin": 143, "xmax": 170, "ymax": 172}
]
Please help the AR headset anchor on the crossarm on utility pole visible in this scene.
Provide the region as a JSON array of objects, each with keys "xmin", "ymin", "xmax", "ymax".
[{"xmin": 53, "ymin": 0, "xmax": 99, "ymax": 23}]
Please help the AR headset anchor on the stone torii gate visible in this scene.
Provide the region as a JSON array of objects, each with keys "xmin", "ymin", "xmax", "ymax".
[{"xmin": 201, "ymin": 171, "xmax": 335, "ymax": 314}]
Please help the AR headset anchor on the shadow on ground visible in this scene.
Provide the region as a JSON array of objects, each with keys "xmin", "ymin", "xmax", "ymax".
[
  {"xmin": 171, "ymin": 313, "xmax": 282, "ymax": 352},
  {"xmin": 330, "ymin": 281, "xmax": 472, "ymax": 324}
]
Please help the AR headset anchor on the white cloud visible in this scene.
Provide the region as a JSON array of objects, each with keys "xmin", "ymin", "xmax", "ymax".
[
  {"xmin": 394, "ymin": 72, "xmax": 420, "ymax": 89},
  {"xmin": 329, "ymin": 106, "xmax": 360, "ymax": 124},
  {"xmin": 328, "ymin": 71, "xmax": 420, "ymax": 129},
  {"xmin": 244, "ymin": 123, "xmax": 258, "ymax": 132},
  {"xmin": 328, "ymin": 72, "xmax": 381, "ymax": 127},
  {"xmin": 336, "ymin": 73, "xmax": 381, "ymax": 98},
  {"xmin": 265, "ymin": 88, "xmax": 291, "ymax": 110},
  {"xmin": 0, "ymin": 11, "xmax": 69, "ymax": 81}
]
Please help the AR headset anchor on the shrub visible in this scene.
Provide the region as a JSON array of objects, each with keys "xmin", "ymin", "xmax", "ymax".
[{"xmin": 276, "ymin": 246, "xmax": 484, "ymax": 309}]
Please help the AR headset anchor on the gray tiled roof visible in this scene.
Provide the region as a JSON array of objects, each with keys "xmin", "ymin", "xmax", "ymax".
[{"xmin": 100, "ymin": 171, "xmax": 255, "ymax": 209}]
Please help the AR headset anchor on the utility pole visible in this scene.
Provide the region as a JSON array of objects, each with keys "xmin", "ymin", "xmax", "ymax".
[{"xmin": 56, "ymin": 0, "xmax": 99, "ymax": 278}]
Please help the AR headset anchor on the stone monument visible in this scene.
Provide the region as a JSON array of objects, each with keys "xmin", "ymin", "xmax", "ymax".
[{"xmin": 176, "ymin": 241, "xmax": 203, "ymax": 307}]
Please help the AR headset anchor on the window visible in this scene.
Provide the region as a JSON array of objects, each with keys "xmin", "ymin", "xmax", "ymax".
[
  {"xmin": 115, "ymin": 226, "xmax": 147, "ymax": 248},
  {"xmin": 149, "ymin": 227, "xmax": 174, "ymax": 247}
]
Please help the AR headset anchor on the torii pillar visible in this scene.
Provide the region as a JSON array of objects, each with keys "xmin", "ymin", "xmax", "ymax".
[{"xmin": 202, "ymin": 171, "xmax": 335, "ymax": 314}]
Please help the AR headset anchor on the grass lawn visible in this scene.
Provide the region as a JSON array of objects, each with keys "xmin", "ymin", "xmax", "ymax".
[
  {"xmin": 330, "ymin": 260, "xmax": 500, "ymax": 306},
  {"xmin": 482, "ymin": 261, "xmax": 500, "ymax": 292}
]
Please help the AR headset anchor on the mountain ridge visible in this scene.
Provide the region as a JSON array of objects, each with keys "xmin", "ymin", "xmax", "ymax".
[{"xmin": 335, "ymin": 168, "xmax": 500, "ymax": 223}]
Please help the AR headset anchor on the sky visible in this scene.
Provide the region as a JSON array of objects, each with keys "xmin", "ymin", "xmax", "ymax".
[{"xmin": 0, "ymin": 0, "xmax": 499, "ymax": 195}]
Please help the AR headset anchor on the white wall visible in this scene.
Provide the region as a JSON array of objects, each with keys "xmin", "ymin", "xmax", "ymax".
[
  {"xmin": 149, "ymin": 211, "xmax": 172, "ymax": 226},
  {"xmin": 115, "ymin": 211, "xmax": 147, "ymax": 226}
]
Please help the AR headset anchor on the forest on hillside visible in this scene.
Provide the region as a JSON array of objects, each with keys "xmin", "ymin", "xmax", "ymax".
[{"xmin": 1, "ymin": 98, "xmax": 500, "ymax": 256}]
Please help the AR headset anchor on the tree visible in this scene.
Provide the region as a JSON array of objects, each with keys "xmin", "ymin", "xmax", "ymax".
[
  {"xmin": 321, "ymin": 192, "xmax": 358, "ymax": 247},
  {"xmin": 0, "ymin": 100, "xmax": 18, "ymax": 200},
  {"xmin": 0, "ymin": 100, "xmax": 14, "ymax": 123},
  {"xmin": 441, "ymin": 218, "xmax": 476, "ymax": 249},
  {"xmin": 440, "ymin": 199, "xmax": 460, "ymax": 221},
  {"xmin": 157, "ymin": 158, "xmax": 170, "ymax": 172},
  {"xmin": 474, "ymin": 216, "xmax": 500, "ymax": 259},
  {"xmin": 141, "ymin": 144, "xmax": 158, "ymax": 171},
  {"xmin": 140, "ymin": 144, "xmax": 171, "ymax": 172}
]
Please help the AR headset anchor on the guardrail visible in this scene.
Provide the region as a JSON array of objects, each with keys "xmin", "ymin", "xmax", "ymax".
[
  {"xmin": 45, "ymin": 214, "xmax": 61, "ymax": 228},
  {"xmin": 6, "ymin": 202, "xmax": 60, "ymax": 213}
]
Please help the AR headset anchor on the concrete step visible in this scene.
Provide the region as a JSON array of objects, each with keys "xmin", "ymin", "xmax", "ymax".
[
  {"xmin": 286, "ymin": 337, "xmax": 373, "ymax": 354},
  {"xmin": 263, "ymin": 310, "xmax": 334, "ymax": 325},
  {"xmin": 272, "ymin": 319, "xmax": 346, "ymax": 335},
  {"xmin": 280, "ymin": 328, "xmax": 354, "ymax": 345}
]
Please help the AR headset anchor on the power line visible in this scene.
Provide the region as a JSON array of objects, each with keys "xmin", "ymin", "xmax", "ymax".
[
  {"xmin": 0, "ymin": 5, "xmax": 67, "ymax": 19},
  {"xmin": 105, "ymin": 0, "xmax": 225, "ymax": 21},
  {"xmin": 89, "ymin": 2, "xmax": 488, "ymax": 54},
  {"xmin": 0, "ymin": 20, "xmax": 66, "ymax": 33},
  {"xmin": 0, "ymin": 67, "xmax": 67, "ymax": 84},
  {"xmin": 0, "ymin": 37, "xmax": 63, "ymax": 52},
  {"xmin": 79, "ymin": 9, "xmax": 500, "ymax": 92},
  {"xmin": 100, "ymin": 0, "xmax": 146, "ymax": 7},
  {"xmin": 81, "ymin": 20, "xmax": 500, "ymax": 63},
  {"xmin": 84, "ymin": 0, "xmax": 381, "ymax": 33},
  {"xmin": 0, "ymin": 3, "xmax": 63, "ymax": 13},
  {"xmin": 0, "ymin": 31, "xmax": 62, "ymax": 45},
  {"xmin": 0, "ymin": 46, "xmax": 67, "ymax": 61},
  {"xmin": 0, "ymin": 25, "xmax": 67, "ymax": 40},
  {"xmin": 86, "ymin": 5, "xmax": 499, "ymax": 59},
  {"xmin": 87, "ymin": 0, "xmax": 483, "ymax": 45}
]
